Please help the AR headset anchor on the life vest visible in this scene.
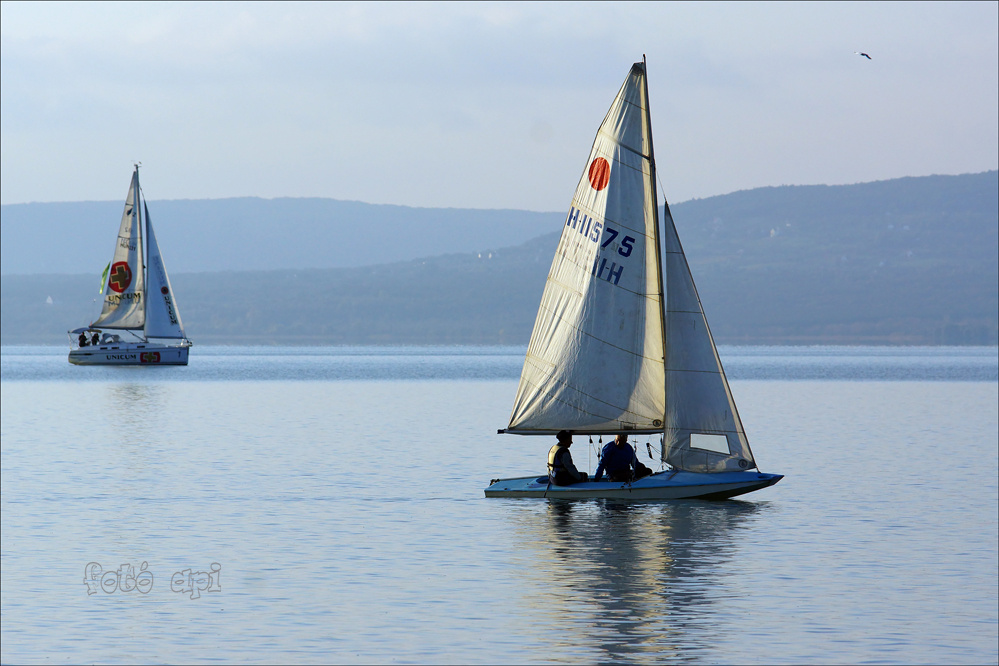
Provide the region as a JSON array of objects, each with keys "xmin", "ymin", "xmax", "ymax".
[{"xmin": 548, "ymin": 444, "xmax": 567, "ymax": 474}]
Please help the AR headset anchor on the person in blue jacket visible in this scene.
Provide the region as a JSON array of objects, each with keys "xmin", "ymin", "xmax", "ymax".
[{"xmin": 594, "ymin": 434, "xmax": 651, "ymax": 482}]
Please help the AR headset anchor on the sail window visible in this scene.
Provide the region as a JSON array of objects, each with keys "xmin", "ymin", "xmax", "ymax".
[{"xmin": 690, "ymin": 434, "xmax": 730, "ymax": 455}]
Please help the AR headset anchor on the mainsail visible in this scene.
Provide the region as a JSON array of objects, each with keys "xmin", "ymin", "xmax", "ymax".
[
  {"xmin": 92, "ymin": 168, "xmax": 145, "ymax": 330},
  {"xmin": 505, "ymin": 60, "xmax": 758, "ymax": 475},
  {"xmin": 507, "ymin": 62, "xmax": 666, "ymax": 434},
  {"xmin": 143, "ymin": 203, "xmax": 187, "ymax": 339}
]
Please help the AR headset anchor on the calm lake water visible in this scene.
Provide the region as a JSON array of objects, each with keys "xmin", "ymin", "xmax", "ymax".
[{"xmin": 1, "ymin": 346, "xmax": 997, "ymax": 664}]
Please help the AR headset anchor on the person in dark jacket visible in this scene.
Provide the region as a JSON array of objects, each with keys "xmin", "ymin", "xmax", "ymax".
[
  {"xmin": 547, "ymin": 430, "xmax": 588, "ymax": 485},
  {"xmin": 593, "ymin": 434, "xmax": 652, "ymax": 482}
]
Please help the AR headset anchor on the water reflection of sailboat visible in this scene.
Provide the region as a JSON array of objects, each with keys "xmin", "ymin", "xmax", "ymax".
[
  {"xmin": 507, "ymin": 500, "xmax": 767, "ymax": 662},
  {"xmin": 89, "ymin": 383, "xmax": 175, "ymax": 542}
]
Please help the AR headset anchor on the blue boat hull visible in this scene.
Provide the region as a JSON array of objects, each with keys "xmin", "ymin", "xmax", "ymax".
[{"xmin": 485, "ymin": 470, "xmax": 782, "ymax": 500}]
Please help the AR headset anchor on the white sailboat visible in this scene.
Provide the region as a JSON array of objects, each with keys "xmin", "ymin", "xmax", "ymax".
[
  {"xmin": 486, "ymin": 60, "xmax": 782, "ymax": 499},
  {"xmin": 68, "ymin": 165, "xmax": 192, "ymax": 366}
]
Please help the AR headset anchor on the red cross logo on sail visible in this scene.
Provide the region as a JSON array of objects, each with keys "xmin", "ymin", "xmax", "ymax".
[
  {"xmin": 588, "ymin": 157, "xmax": 610, "ymax": 191},
  {"xmin": 108, "ymin": 262, "xmax": 133, "ymax": 293}
]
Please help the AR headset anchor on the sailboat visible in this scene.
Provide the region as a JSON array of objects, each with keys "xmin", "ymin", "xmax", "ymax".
[
  {"xmin": 68, "ymin": 165, "xmax": 192, "ymax": 366},
  {"xmin": 485, "ymin": 60, "xmax": 782, "ymax": 499}
]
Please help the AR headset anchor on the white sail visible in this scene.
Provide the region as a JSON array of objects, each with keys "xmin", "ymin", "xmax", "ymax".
[
  {"xmin": 142, "ymin": 203, "xmax": 187, "ymax": 339},
  {"xmin": 488, "ymin": 60, "xmax": 781, "ymax": 497},
  {"xmin": 507, "ymin": 62, "xmax": 665, "ymax": 434},
  {"xmin": 92, "ymin": 168, "xmax": 145, "ymax": 330},
  {"xmin": 661, "ymin": 203, "xmax": 756, "ymax": 472}
]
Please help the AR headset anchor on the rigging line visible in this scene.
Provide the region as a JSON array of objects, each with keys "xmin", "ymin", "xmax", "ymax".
[
  {"xmin": 567, "ymin": 195, "xmax": 659, "ymax": 238},
  {"xmin": 515, "ymin": 360, "xmax": 658, "ymax": 425},
  {"xmin": 568, "ymin": 186, "xmax": 653, "ymax": 240},
  {"xmin": 666, "ymin": 367, "xmax": 731, "ymax": 376},
  {"xmin": 545, "ymin": 248, "xmax": 655, "ymax": 299},
  {"xmin": 656, "ymin": 171, "xmax": 667, "ymax": 207},
  {"xmin": 527, "ymin": 297, "xmax": 664, "ymax": 361},
  {"xmin": 664, "ymin": 426, "xmax": 745, "ymax": 437},
  {"xmin": 599, "ymin": 211, "xmax": 650, "ymax": 238},
  {"xmin": 121, "ymin": 329, "xmax": 145, "ymax": 342},
  {"xmin": 593, "ymin": 128, "xmax": 652, "ymax": 162},
  {"xmin": 547, "ymin": 265, "xmax": 654, "ymax": 300},
  {"xmin": 590, "ymin": 434, "xmax": 604, "ymax": 470}
]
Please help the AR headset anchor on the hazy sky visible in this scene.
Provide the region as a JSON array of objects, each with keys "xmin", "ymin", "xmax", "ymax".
[{"xmin": 2, "ymin": 1, "xmax": 996, "ymax": 210}]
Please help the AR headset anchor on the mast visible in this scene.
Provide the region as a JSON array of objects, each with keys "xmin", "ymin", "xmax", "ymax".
[
  {"xmin": 642, "ymin": 56, "xmax": 669, "ymax": 436},
  {"xmin": 137, "ymin": 164, "xmax": 148, "ymax": 341}
]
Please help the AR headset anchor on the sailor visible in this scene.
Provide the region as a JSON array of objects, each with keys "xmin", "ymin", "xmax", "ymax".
[
  {"xmin": 78, "ymin": 331, "xmax": 89, "ymax": 347},
  {"xmin": 91, "ymin": 331, "xmax": 100, "ymax": 346},
  {"xmin": 548, "ymin": 430, "xmax": 588, "ymax": 485},
  {"xmin": 594, "ymin": 434, "xmax": 651, "ymax": 482}
]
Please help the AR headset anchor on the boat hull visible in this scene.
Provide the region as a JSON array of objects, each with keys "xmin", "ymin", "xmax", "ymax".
[
  {"xmin": 68, "ymin": 343, "xmax": 189, "ymax": 366},
  {"xmin": 484, "ymin": 470, "xmax": 782, "ymax": 500}
]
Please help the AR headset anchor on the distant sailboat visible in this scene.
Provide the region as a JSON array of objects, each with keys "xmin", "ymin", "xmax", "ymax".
[
  {"xmin": 486, "ymin": 60, "xmax": 782, "ymax": 499},
  {"xmin": 69, "ymin": 165, "xmax": 192, "ymax": 366}
]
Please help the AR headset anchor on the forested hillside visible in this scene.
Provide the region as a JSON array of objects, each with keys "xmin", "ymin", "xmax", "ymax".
[{"xmin": 3, "ymin": 172, "xmax": 995, "ymax": 345}]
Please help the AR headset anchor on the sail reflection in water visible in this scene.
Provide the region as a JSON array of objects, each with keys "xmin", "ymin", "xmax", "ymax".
[{"xmin": 504, "ymin": 499, "xmax": 767, "ymax": 662}]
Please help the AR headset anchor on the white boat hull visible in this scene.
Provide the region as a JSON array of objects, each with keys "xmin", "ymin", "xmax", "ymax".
[
  {"xmin": 485, "ymin": 470, "xmax": 783, "ymax": 500},
  {"xmin": 68, "ymin": 342, "xmax": 189, "ymax": 366}
]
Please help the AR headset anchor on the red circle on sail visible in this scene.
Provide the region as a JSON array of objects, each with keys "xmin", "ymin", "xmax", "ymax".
[
  {"xmin": 588, "ymin": 158, "xmax": 610, "ymax": 191},
  {"xmin": 108, "ymin": 261, "xmax": 132, "ymax": 293}
]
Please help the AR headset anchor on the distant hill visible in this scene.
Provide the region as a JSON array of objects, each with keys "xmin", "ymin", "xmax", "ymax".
[
  {"xmin": 667, "ymin": 172, "xmax": 998, "ymax": 344},
  {"xmin": 0, "ymin": 197, "xmax": 561, "ymax": 275},
  {"xmin": 2, "ymin": 172, "xmax": 996, "ymax": 346}
]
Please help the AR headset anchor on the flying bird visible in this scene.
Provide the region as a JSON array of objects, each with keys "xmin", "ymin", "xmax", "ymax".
[{"xmin": 855, "ymin": 52, "xmax": 872, "ymax": 59}]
